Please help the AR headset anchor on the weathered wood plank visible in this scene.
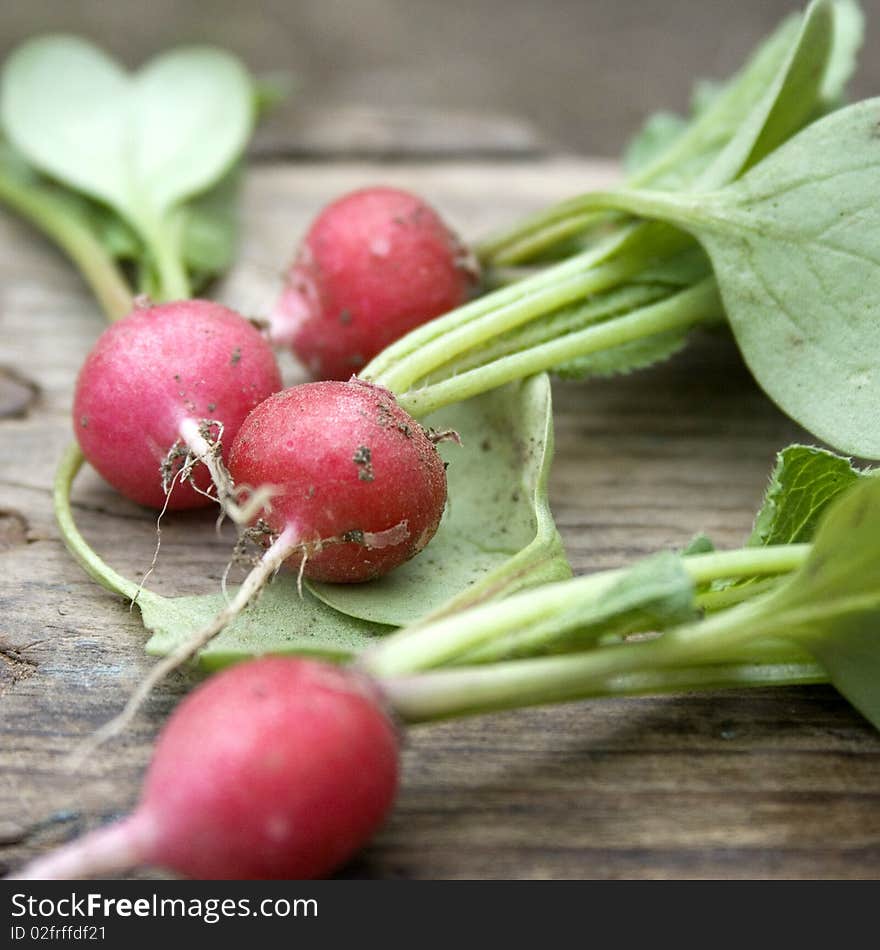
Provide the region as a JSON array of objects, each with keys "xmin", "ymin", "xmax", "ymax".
[
  {"xmin": 251, "ymin": 105, "xmax": 547, "ymax": 160},
  {"xmin": 1, "ymin": 158, "xmax": 878, "ymax": 881}
]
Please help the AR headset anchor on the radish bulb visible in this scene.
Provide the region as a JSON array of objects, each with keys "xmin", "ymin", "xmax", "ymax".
[
  {"xmin": 9, "ymin": 658, "xmax": 400, "ymax": 880},
  {"xmin": 73, "ymin": 298, "xmax": 282, "ymax": 511},
  {"xmin": 269, "ymin": 187, "xmax": 479, "ymax": 380}
]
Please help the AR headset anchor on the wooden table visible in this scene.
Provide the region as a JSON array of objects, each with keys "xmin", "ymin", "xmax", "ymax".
[{"xmin": 2, "ymin": 112, "xmax": 879, "ymax": 880}]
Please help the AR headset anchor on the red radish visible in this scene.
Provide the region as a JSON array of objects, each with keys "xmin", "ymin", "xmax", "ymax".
[
  {"xmin": 269, "ymin": 186, "xmax": 479, "ymax": 380},
  {"xmin": 228, "ymin": 378, "xmax": 448, "ymax": 583},
  {"xmin": 73, "ymin": 298, "xmax": 282, "ymax": 510},
  {"xmin": 9, "ymin": 658, "xmax": 400, "ymax": 880}
]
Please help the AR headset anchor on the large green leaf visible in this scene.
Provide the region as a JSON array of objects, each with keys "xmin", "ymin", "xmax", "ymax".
[
  {"xmin": 309, "ymin": 374, "xmax": 571, "ymax": 625},
  {"xmin": 597, "ymin": 94, "xmax": 880, "ymax": 458},
  {"xmin": 1, "ymin": 36, "xmax": 253, "ymax": 245},
  {"xmin": 662, "ymin": 99, "xmax": 880, "ymax": 457}
]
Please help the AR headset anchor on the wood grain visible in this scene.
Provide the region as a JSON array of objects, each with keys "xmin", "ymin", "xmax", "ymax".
[{"xmin": 1, "ymin": 149, "xmax": 878, "ymax": 881}]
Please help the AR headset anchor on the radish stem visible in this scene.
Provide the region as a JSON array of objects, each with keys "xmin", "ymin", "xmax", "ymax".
[
  {"xmin": 392, "ymin": 278, "xmax": 721, "ymax": 417},
  {"xmin": 385, "ymin": 658, "xmax": 826, "ymax": 722},
  {"xmin": 361, "ymin": 543, "xmax": 810, "ymax": 678},
  {"xmin": 0, "ymin": 167, "xmax": 133, "ymax": 322},
  {"xmin": 53, "ymin": 445, "xmax": 140, "ymax": 600}
]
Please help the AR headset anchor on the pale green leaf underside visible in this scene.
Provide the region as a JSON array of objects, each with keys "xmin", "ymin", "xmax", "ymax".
[
  {"xmin": 309, "ymin": 374, "xmax": 571, "ymax": 625},
  {"xmin": 691, "ymin": 98, "xmax": 880, "ymax": 458},
  {"xmin": 0, "ymin": 36, "xmax": 253, "ymax": 233},
  {"xmin": 52, "ymin": 447, "xmax": 389, "ymax": 667},
  {"xmin": 141, "ymin": 586, "xmax": 390, "ymax": 670}
]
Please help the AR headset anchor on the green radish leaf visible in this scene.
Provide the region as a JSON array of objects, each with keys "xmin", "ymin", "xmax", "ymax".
[
  {"xmin": 1, "ymin": 137, "xmax": 142, "ymax": 259},
  {"xmin": 253, "ymin": 72, "xmax": 296, "ymax": 118},
  {"xmin": 690, "ymin": 80, "xmax": 725, "ymax": 115},
  {"xmin": 79, "ymin": 202, "xmax": 142, "ymax": 260},
  {"xmin": 681, "ymin": 533, "xmax": 715, "ymax": 556},
  {"xmin": 749, "ymin": 445, "xmax": 868, "ymax": 547},
  {"xmin": 623, "ymin": 81, "xmax": 724, "ymax": 177},
  {"xmin": 628, "ymin": 7, "xmax": 804, "ymax": 190},
  {"xmin": 0, "ymin": 137, "xmax": 135, "ymax": 319},
  {"xmin": 0, "ymin": 136, "xmax": 36, "ymax": 182},
  {"xmin": 709, "ymin": 444, "xmax": 867, "ymax": 597},
  {"xmin": 820, "ymin": 0, "xmax": 864, "ymax": 107},
  {"xmin": 555, "ymin": 327, "xmax": 690, "ymax": 381},
  {"xmin": 632, "ymin": 98, "xmax": 880, "ymax": 457},
  {"xmin": 630, "ymin": 1, "xmax": 859, "ymax": 195},
  {"xmin": 696, "ymin": 0, "xmax": 836, "ymax": 189},
  {"xmin": 140, "ymin": 587, "xmax": 390, "ymax": 670},
  {"xmin": 308, "ymin": 374, "xmax": 571, "ymax": 625},
  {"xmin": 624, "ymin": 112, "xmax": 690, "ymax": 176},
  {"xmin": 180, "ymin": 166, "xmax": 242, "ymax": 284},
  {"xmin": 747, "ymin": 476, "xmax": 880, "ymax": 727},
  {"xmin": 540, "ymin": 550, "xmax": 697, "ymax": 648},
  {"xmin": 574, "ymin": 1, "xmax": 844, "ymax": 331},
  {"xmin": 1, "ymin": 36, "xmax": 254, "ymax": 250}
]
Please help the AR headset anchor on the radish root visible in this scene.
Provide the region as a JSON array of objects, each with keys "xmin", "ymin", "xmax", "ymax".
[{"xmin": 176, "ymin": 418, "xmax": 276, "ymax": 526}]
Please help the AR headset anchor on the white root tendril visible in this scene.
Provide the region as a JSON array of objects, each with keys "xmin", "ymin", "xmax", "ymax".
[
  {"xmin": 295, "ymin": 548, "xmax": 308, "ymax": 599},
  {"xmin": 176, "ymin": 418, "xmax": 279, "ymax": 526},
  {"xmin": 132, "ymin": 464, "xmax": 187, "ymax": 608},
  {"xmin": 65, "ymin": 526, "xmax": 300, "ymax": 770}
]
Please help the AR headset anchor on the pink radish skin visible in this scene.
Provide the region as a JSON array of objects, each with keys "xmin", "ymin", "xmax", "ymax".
[
  {"xmin": 73, "ymin": 299, "xmax": 282, "ymax": 510},
  {"xmin": 10, "ymin": 658, "xmax": 400, "ymax": 880},
  {"xmin": 270, "ymin": 186, "xmax": 479, "ymax": 380},
  {"xmin": 228, "ymin": 379, "xmax": 448, "ymax": 583}
]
